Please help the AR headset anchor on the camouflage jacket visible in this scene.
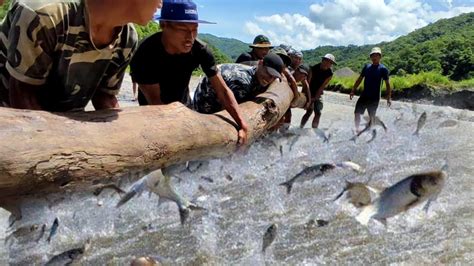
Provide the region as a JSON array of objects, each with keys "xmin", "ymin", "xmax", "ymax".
[
  {"xmin": 193, "ymin": 63, "xmax": 267, "ymax": 114},
  {"xmin": 0, "ymin": 0, "xmax": 137, "ymax": 111}
]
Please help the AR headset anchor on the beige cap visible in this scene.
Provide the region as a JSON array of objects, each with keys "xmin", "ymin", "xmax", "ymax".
[
  {"xmin": 322, "ymin": 53, "xmax": 337, "ymax": 65},
  {"xmin": 370, "ymin": 47, "xmax": 382, "ymax": 56}
]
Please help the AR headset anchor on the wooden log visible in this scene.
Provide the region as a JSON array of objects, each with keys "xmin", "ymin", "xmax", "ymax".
[{"xmin": 0, "ymin": 80, "xmax": 293, "ymax": 202}]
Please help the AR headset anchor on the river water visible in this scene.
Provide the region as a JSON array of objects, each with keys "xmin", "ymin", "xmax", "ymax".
[{"xmin": 1, "ymin": 92, "xmax": 473, "ymax": 265}]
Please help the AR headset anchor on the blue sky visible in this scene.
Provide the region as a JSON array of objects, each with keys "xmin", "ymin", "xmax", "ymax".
[{"xmin": 191, "ymin": 0, "xmax": 474, "ymax": 50}]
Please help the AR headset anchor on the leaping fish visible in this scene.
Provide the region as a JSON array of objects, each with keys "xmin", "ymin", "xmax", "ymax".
[
  {"xmin": 117, "ymin": 169, "xmax": 205, "ymax": 225},
  {"xmin": 356, "ymin": 170, "xmax": 446, "ymax": 226}
]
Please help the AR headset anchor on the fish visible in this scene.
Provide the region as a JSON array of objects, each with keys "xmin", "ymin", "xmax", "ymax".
[
  {"xmin": 333, "ymin": 181, "xmax": 380, "ymax": 208},
  {"xmin": 367, "ymin": 129, "xmax": 377, "ymax": 143},
  {"xmin": 279, "ymin": 163, "xmax": 336, "ymax": 194},
  {"xmin": 437, "ymin": 119, "xmax": 458, "ymax": 128},
  {"xmin": 117, "ymin": 169, "xmax": 205, "ymax": 225},
  {"xmin": 314, "ymin": 128, "xmax": 331, "ymax": 143},
  {"xmin": 131, "ymin": 256, "xmax": 166, "ymax": 266},
  {"xmin": 262, "ymin": 224, "xmax": 278, "ymax": 253},
  {"xmin": 36, "ymin": 224, "xmax": 46, "ymax": 242},
  {"xmin": 45, "ymin": 247, "xmax": 84, "ymax": 266},
  {"xmin": 356, "ymin": 170, "xmax": 446, "ymax": 226},
  {"xmin": 200, "ymin": 176, "xmax": 214, "ymax": 183},
  {"xmin": 186, "ymin": 161, "xmax": 203, "ymax": 173},
  {"xmin": 47, "ymin": 218, "xmax": 59, "ymax": 243},
  {"xmin": 352, "ymin": 116, "xmax": 387, "ymax": 141},
  {"xmin": 225, "ymin": 174, "xmax": 233, "ymax": 181},
  {"xmin": 93, "ymin": 183, "xmax": 125, "ymax": 196},
  {"xmin": 413, "ymin": 111, "xmax": 427, "ymax": 135},
  {"xmin": 4, "ymin": 224, "xmax": 40, "ymax": 245},
  {"xmin": 288, "ymin": 135, "xmax": 302, "ymax": 151},
  {"xmin": 336, "ymin": 161, "xmax": 364, "ymax": 174}
]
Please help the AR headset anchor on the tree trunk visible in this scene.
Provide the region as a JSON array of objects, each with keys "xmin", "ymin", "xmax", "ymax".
[{"xmin": 0, "ymin": 81, "xmax": 293, "ymax": 202}]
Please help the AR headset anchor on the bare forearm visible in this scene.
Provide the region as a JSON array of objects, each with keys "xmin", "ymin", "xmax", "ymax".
[
  {"xmin": 9, "ymin": 79, "xmax": 43, "ymax": 110},
  {"xmin": 386, "ymin": 80, "xmax": 392, "ymax": 98},
  {"xmin": 217, "ymin": 88, "xmax": 248, "ymax": 130},
  {"xmin": 92, "ymin": 91, "xmax": 119, "ymax": 110},
  {"xmin": 352, "ymin": 76, "xmax": 363, "ymax": 91},
  {"xmin": 314, "ymin": 77, "xmax": 331, "ymax": 99}
]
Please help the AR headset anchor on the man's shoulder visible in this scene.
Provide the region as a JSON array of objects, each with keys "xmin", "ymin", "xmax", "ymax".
[
  {"xmin": 236, "ymin": 52, "xmax": 253, "ymax": 62},
  {"xmin": 219, "ymin": 63, "xmax": 254, "ymax": 78}
]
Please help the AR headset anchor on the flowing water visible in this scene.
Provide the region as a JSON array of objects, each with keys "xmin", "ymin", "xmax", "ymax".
[{"xmin": 1, "ymin": 93, "xmax": 473, "ymax": 265}]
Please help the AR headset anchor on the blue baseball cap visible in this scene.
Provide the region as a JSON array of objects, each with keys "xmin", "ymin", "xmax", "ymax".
[{"xmin": 154, "ymin": 0, "xmax": 215, "ymax": 24}]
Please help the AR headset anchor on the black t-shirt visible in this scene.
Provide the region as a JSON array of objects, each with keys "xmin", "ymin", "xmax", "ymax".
[
  {"xmin": 130, "ymin": 32, "xmax": 218, "ymax": 105},
  {"xmin": 235, "ymin": 51, "xmax": 259, "ymax": 64},
  {"xmin": 309, "ymin": 63, "xmax": 333, "ymax": 96}
]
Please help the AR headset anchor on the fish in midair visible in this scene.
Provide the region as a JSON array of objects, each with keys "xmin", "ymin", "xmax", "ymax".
[
  {"xmin": 437, "ymin": 119, "xmax": 458, "ymax": 128},
  {"xmin": 314, "ymin": 128, "xmax": 331, "ymax": 143},
  {"xmin": 356, "ymin": 170, "xmax": 446, "ymax": 226},
  {"xmin": 47, "ymin": 218, "xmax": 59, "ymax": 243},
  {"xmin": 336, "ymin": 161, "xmax": 364, "ymax": 174},
  {"xmin": 279, "ymin": 163, "xmax": 336, "ymax": 194},
  {"xmin": 413, "ymin": 111, "xmax": 427, "ymax": 136},
  {"xmin": 352, "ymin": 116, "xmax": 387, "ymax": 141},
  {"xmin": 262, "ymin": 224, "xmax": 278, "ymax": 253},
  {"xmin": 334, "ymin": 181, "xmax": 380, "ymax": 208},
  {"xmin": 45, "ymin": 247, "xmax": 85, "ymax": 266},
  {"xmin": 93, "ymin": 183, "xmax": 125, "ymax": 196},
  {"xmin": 367, "ymin": 129, "xmax": 377, "ymax": 143},
  {"xmin": 117, "ymin": 169, "xmax": 205, "ymax": 225}
]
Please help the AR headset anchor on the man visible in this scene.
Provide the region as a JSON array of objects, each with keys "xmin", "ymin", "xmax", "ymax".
[
  {"xmin": 130, "ymin": 0, "xmax": 249, "ymax": 144},
  {"xmin": 288, "ymin": 49, "xmax": 304, "ymax": 71},
  {"xmin": 235, "ymin": 35, "xmax": 273, "ymax": 64},
  {"xmin": 193, "ymin": 53, "xmax": 284, "ymax": 114},
  {"xmin": 350, "ymin": 47, "xmax": 391, "ymax": 132},
  {"xmin": 0, "ymin": 0, "xmax": 161, "ymax": 111},
  {"xmin": 300, "ymin": 54, "xmax": 335, "ymax": 128}
]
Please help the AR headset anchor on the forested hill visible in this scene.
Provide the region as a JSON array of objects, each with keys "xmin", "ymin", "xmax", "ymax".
[
  {"xmin": 198, "ymin": 33, "xmax": 249, "ymax": 61},
  {"xmin": 303, "ymin": 12, "xmax": 473, "ymax": 80}
]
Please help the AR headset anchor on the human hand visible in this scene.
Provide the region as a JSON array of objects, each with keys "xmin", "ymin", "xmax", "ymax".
[
  {"xmin": 349, "ymin": 90, "xmax": 355, "ymax": 100},
  {"xmin": 237, "ymin": 126, "xmax": 248, "ymax": 146},
  {"xmin": 387, "ymin": 98, "xmax": 392, "ymax": 107}
]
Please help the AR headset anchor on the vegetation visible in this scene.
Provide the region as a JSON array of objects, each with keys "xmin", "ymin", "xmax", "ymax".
[
  {"xmin": 198, "ymin": 33, "xmax": 249, "ymax": 61},
  {"xmin": 330, "ymin": 72, "xmax": 474, "ymax": 95},
  {"xmin": 0, "ymin": 0, "xmax": 11, "ymax": 20},
  {"xmin": 305, "ymin": 12, "xmax": 474, "ymax": 82}
]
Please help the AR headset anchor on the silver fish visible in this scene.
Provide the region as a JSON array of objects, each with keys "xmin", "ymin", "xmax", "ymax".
[
  {"xmin": 279, "ymin": 163, "xmax": 336, "ymax": 194},
  {"xmin": 334, "ymin": 181, "xmax": 380, "ymax": 208},
  {"xmin": 131, "ymin": 256, "xmax": 167, "ymax": 266},
  {"xmin": 117, "ymin": 169, "xmax": 205, "ymax": 225},
  {"xmin": 314, "ymin": 128, "xmax": 331, "ymax": 143},
  {"xmin": 45, "ymin": 247, "xmax": 84, "ymax": 266},
  {"xmin": 262, "ymin": 224, "xmax": 278, "ymax": 253},
  {"xmin": 367, "ymin": 129, "xmax": 377, "ymax": 143},
  {"xmin": 336, "ymin": 161, "xmax": 364, "ymax": 174},
  {"xmin": 47, "ymin": 218, "xmax": 59, "ymax": 243},
  {"xmin": 356, "ymin": 170, "xmax": 446, "ymax": 225},
  {"xmin": 437, "ymin": 119, "xmax": 458, "ymax": 128},
  {"xmin": 413, "ymin": 111, "xmax": 427, "ymax": 135}
]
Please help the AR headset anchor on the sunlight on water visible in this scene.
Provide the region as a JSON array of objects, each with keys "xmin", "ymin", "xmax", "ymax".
[{"xmin": 1, "ymin": 98, "xmax": 473, "ymax": 264}]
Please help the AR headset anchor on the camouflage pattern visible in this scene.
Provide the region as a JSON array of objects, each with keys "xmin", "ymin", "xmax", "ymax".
[
  {"xmin": 0, "ymin": 0, "xmax": 137, "ymax": 111},
  {"xmin": 193, "ymin": 63, "xmax": 267, "ymax": 114}
]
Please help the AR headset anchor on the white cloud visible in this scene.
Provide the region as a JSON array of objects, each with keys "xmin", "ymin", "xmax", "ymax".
[{"xmin": 243, "ymin": 0, "xmax": 474, "ymax": 50}]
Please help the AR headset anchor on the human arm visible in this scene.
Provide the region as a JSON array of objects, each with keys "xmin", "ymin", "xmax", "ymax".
[
  {"xmin": 350, "ymin": 75, "xmax": 364, "ymax": 100},
  {"xmin": 282, "ymin": 68, "xmax": 298, "ymax": 97},
  {"xmin": 137, "ymin": 83, "xmax": 164, "ymax": 105},
  {"xmin": 8, "ymin": 78, "xmax": 43, "ymax": 110},
  {"xmin": 92, "ymin": 90, "xmax": 119, "ymax": 110},
  {"xmin": 313, "ymin": 75, "xmax": 332, "ymax": 101},
  {"xmin": 209, "ymin": 74, "xmax": 249, "ymax": 145}
]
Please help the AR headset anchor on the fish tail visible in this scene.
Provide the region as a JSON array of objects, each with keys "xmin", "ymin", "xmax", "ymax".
[
  {"xmin": 279, "ymin": 181, "xmax": 293, "ymax": 194},
  {"xmin": 116, "ymin": 178, "xmax": 147, "ymax": 207},
  {"xmin": 355, "ymin": 205, "xmax": 376, "ymax": 226},
  {"xmin": 188, "ymin": 202, "xmax": 206, "ymax": 211},
  {"xmin": 178, "ymin": 207, "xmax": 190, "ymax": 225}
]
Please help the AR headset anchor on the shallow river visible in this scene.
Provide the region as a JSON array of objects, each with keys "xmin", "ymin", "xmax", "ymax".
[{"xmin": 1, "ymin": 93, "xmax": 473, "ymax": 265}]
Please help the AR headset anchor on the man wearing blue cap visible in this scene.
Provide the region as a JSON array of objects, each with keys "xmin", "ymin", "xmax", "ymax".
[
  {"xmin": 0, "ymin": 0, "xmax": 162, "ymax": 111},
  {"xmin": 130, "ymin": 0, "xmax": 249, "ymax": 145}
]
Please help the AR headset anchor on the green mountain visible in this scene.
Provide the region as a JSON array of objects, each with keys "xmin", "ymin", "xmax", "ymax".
[
  {"xmin": 303, "ymin": 12, "xmax": 474, "ymax": 80},
  {"xmin": 198, "ymin": 33, "xmax": 249, "ymax": 61}
]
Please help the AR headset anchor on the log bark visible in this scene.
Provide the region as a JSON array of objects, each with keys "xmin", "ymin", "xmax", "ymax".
[{"xmin": 0, "ymin": 80, "xmax": 293, "ymax": 201}]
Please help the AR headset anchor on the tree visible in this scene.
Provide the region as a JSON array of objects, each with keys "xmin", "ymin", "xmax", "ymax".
[{"xmin": 0, "ymin": 0, "xmax": 11, "ymax": 20}]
